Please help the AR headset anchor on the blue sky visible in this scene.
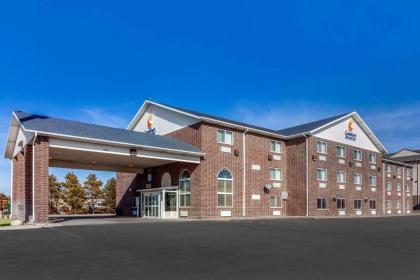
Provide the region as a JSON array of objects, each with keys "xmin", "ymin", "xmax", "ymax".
[{"xmin": 1, "ymin": 1, "xmax": 420, "ymax": 194}]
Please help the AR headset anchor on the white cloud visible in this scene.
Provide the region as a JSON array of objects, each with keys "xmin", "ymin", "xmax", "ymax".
[{"xmin": 81, "ymin": 108, "xmax": 129, "ymax": 128}]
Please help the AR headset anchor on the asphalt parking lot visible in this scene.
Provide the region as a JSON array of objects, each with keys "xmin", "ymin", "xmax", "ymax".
[{"xmin": 1, "ymin": 216, "xmax": 420, "ymax": 280}]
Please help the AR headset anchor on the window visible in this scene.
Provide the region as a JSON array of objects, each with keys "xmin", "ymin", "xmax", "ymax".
[
  {"xmin": 396, "ymin": 200, "xmax": 401, "ymax": 209},
  {"xmin": 179, "ymin": 170, "xmax": 191, "ymax": 207},
  {"xmin": 336, "ymin": 146, "xmax": 346, "ymax": 158},
  {"xmin": 337, "ymin": 198, "xmax": 346, "ymax": 210},
  {"xmin": 396, "ymin": 183, "xmax": 401, "ymax": 192},
  {"xmin": 270, "ymin": 168, "xmax": 282, "ymax": 181},
  {"xmin": 217, "ymin": 130, "xmax": 233, "ymax": 145},
  {"xmin": 354, "ymin": 174, "xmax": 362, "ymax": 185},
  {"xmin": 407, "ymin": 168, "xmax": 412, "ymax": 177},
  {"xmin": 270, "ymin": 141, "xmax": 282, "ymax": 154},
  {"xmin": 369, "ymin": 200, "xmax": 376, "ymax": 210},
  {"xmin": 385, "ymin": 200, "xmax": 392, "ymax": 209},
  {"xmin": 354, "ymin": 199, "xmax": 362, "ymax": 210},
  {"xmin": 337, "ymin": 171, "xmax": 346, "ymax": 183},
  {"xmin": 317, "ymin": 198, "xmax": 327, "ymax": 210},
  {"xmin": 369, "ymin": 153, "xmax": 377, "ymax": 164},
  {"xmin": 131, "ymin": 197, "xmax": 138, "ymax": 208},
  {"xmin": 386, "ymin": 183, "xmax": 392, "ymax": 191},
  {"xmin": 369, "ymin": 176, "xmax": 377, "ymax": 187},
  {"xmin": 386, "ymin": 164, "xmax": 392, "ymax": 173},
  {"xmin": 316, "ymin": 141, "xmax": 327, "ymax": 154},
  {"xmin": 396, "ymin": 167, "xmax": 401, "ymax": 174},
  {"xmin": 406, "ymin": 184, "xmax": 411, "ymax": 193},
  {"xmin": 270, "ymin": 196, "xmax": 282, "ymax": 208},
  {"xmin": 316, "ymin": 168, "xmax": 328, "ymax": 181},
  {"xmin": 406, "ymin": 201, "xmax": 411, "ymax": 210},
  {"xmin": 217, "ymin": 169, "xmax": 233, "ymax": 207},
  {"xmin": 354, "ymin": 150, "xmax": 362, "ymax": 161}
]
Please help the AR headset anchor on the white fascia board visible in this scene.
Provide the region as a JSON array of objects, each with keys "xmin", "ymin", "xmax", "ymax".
[
  {"xmin": 382, "ymin": 158, "xmax": 411, "ymax": 167},
  {"xmin": 25, "ymin": 129, "xmax": 205, "ymax": 157},
  {"xmin": 4, "ymin": 113, "xmax": 27, "ymax": 159},
  {"xmin": 309, "ymin": 112, "xmax": 354, "ymax": 135}
]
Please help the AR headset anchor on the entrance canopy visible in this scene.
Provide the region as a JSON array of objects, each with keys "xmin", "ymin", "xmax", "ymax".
[{"xmin": 5, "ymin": 111, "xmax": 204, "ymax": 172}]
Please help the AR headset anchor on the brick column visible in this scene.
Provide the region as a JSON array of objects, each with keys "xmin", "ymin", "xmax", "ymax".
[
  {"xmin": 33, "ymin": 136, "xmax": 49, "ymax": 223},
  {"xmin": 12, "ymin": 151, "xmax": 26, "ymax": 221}
]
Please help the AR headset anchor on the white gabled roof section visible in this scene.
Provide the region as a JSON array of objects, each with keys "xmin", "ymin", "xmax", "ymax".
[
  {"xmin": 4, "ymin": 112, "xmax": 34, "ymax": 159},
  {"xmin": 310, "ymin": 112, "xmax": 387, "ymax": 153}
]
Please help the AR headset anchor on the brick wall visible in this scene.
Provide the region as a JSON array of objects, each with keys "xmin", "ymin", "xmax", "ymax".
[
  {"xmin": 383, "ymin": 162, "xmax": 413, "ymax": 214},
  {"xmin": 33, "ymin": 136, "xmax": 49, "ymax": 223}
]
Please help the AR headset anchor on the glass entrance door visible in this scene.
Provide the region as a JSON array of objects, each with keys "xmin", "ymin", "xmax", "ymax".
[
  {"xmin": 143, "ymin": 192, "xmax": 160, "ymax": 218},
  {"xmin": 163, "ymin": 190, "xmax": 178, "ymax": 219}
]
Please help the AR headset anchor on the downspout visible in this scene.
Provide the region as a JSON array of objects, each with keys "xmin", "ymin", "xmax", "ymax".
[
  {"xmin": 383, "ymin": 162, "xmax": 386, "ymax": 215},
  {"xmin": 303, "ymin": 134, "xmax": 309, "ymax": 217},
  {"xmin": 31, "ymin": 132, "xmax": 37, "ymax": 224},
  {"xmin": 242, "ymin": 128, "xmax": 249, "ymax": 217},
  {"xmin": 403, "ymin": 167, "xmax": 405, "ymax": 214},
  {"xmin": 10, "ymin": 160, "xmax": 13, "ymax": 218}
]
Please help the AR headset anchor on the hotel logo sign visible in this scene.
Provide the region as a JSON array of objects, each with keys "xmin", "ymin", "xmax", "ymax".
[
  {"xmin": 345, "ymin": 119, "xmax": 356, "ymax": 141},
  {"xmin": 146, "ymin": 114, "xmax": 156, "ymax": 134}
]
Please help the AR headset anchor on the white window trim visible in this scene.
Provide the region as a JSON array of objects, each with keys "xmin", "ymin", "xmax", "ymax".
[
  {"xmin": 336, "ymin": 145, "xmax": 346, "ymax": 158},
  {"xmin": 386, "ymin": 164, "xmax": 392, "ymax": 173},
  {"xmin": 369, "ymin": 200, "xmax": 377, "ymax": 210},
  {"xmin": 316, "ymin": 168, "xmax": 328, "ymax": 182},
  {"xmin": 354, "ymin": 173, "xmax": 363, "ymax": 185},
  {"xmin": 337, "ymin": 198, "xmax": 346, "ymax": 210},
  {"xmin": 406, "ymin": 185, "xmax": 410, "ymax": 193},
  {"xmin": 337, "ymin": 171, "xmax": 346, "ymax": 183},
  {"xmin": 270, "ymin": 196, "xmax": 283, "ymax": 208},
  {"xmin": 396, "ymin": 183, "xmax": 401, "ymax": 192},
  {"xmin": 369, "ymin": 176, "xmax": 377, "ymax": 187},
  {"xmin": 354, "ymin": 149, "xmax": 362, "ymax": 162},
  {"xmin": 217, "ymin": 129, "xmax": 233, "ymax": 145},
  {"xmin": 385, "ymin": 200, "xmax": 392, "ymax": 209},
  {"xmin": 396, "ymin": 167, "xmax": 401, "ymax": 174},
  {"xmin": 354, "ymin": 199, "xmax": 362, "ymax": 210},
  {"xmin": 217, "ymin": 169, "xmax": 234, "ymax": 208},
  {"xmin": 179, "ymin": 170, "xmax": 191, "ymax": 208},
  {"xmin": 270, "ymin": 140, "xmax": 282, "ymax": 154},
  {"xmin": 316, "ymin": 140, "xmax": 328, "ymax": 155},
  {"xmin": 270, "ymin": 168, "xmax": 283, "ymax": 181},
  {"xmin": 369, "ymin": 153, "xmax": 377, "ymax": 164},
  {"xmin": 386, "ymin": 182, "xmax": 392, "ymax": 191},
  {"xmin": 317, "ymin": 197, "xmax": 328, "ymax": 210}
]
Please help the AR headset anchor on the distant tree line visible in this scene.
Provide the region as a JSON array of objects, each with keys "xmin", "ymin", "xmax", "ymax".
[{"xmin": 49, "ymin": 172, "xmax": 116, "ymax": 215}]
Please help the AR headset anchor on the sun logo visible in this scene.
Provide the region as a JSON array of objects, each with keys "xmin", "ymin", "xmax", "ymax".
[
  {"xmin": 147, "ymin": 114, "xmax": 154, "ymax": 130},
  {"xmin": 347, "ymin": 119, "xmax": 354, "ymax": 132}
]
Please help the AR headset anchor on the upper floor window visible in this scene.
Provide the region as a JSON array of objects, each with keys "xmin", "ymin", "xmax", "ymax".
[
  {"xmin": 316, "ymin": 141, "xmax": 327, "ymax": 154},
  {"xmin": 369, "ymin": 176, "xmax": 377, "ymax": 187},
  {"xmin": 386, "ymin": 182, "xmax": 392, "ymax": 191},
  {"xmin": 270, "ymin": 168, "xmax": 282, "ymax": 181},
  {"xmin": 369, "ymin": 153, "xmax": 377, "ymax": 164},
  {"xmin": 336, "ymin": 146, "xmax": 346, "ymax": 158},
  {"xmin": 406, "ymin": 184, "xmax": 411, "ymax": 193},
  {"xmin": 217, "ymin": 169, "xmax": 233, "ymax": 207},
  {"xmin": 407, "ymin": 168, "xmax": 412, "ymax": 177},
  {"xmin": 316, "ymin": 168, "xmax": 328, "ymax": 181},
  {"xmin": 179, "ymin": 170, "xmax": 191, "ymax": 207},
  {"xmin": 386, "ymin": 164, "xmax": 392, "ymax": 173},
  {"xmin": 354, "ymin": 174, "xmax": 362, "ymax": 185},
  {"xmin": 337, "ymin": 171, "xmax": 346, "ymax": 183},
  {"xmin": 396, "ymin": 167, "xmax": 401, "ymax": 174},
  {"xmin": 396, "ymin": 183, "xmax": 401, "ymax": 192},
  {"xmin": 354, "ymin": 150, "xmax": 362, "ymax": 161},
  {"xmin": 270, "ymin": 141, "xmax": 282, "ymax": 154},
  {"xmin": 217, "ymin": 130, "xmax": 233, "ymax": 145}
]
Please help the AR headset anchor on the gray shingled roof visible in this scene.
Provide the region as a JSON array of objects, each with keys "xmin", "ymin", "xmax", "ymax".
[
  {"xmin": 153, "ymin": 101, "xmax": 350, "ymax": 137},
  {"xmin": 14, "ymin": 111, "xmax": 202, "ymax": 154},
  {"xmin": 385, "ymin": 154, "xmax": 420, "ymax": 163}
]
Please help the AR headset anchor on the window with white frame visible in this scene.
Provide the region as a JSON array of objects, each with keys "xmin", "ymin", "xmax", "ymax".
[
  {"xmin": 354, "ymin": 199, "xmax": 362, "ymax": 210},
  {"xmin": 385, "ymin": 200, "xmax": 392, "ymax": 209},
  {"xmin": 317, "ymin": 198, "xmax": 327, "ymax": 210},
  {"xmin": 386, "ymin": 182, "xmax": 392, "ymax": 191},
  {"xmin": 354, "ymin": 174, "xmax": 362, "ymax": 185},
  {"xmin": 179, "ymin": 170, "xmax": 191, "ymax": 207},
  {"xmin": 396, "ymin": 200, "xmax": 401, "ymax": 209},
  {"xmin": 369, "ymin": 200, "xmax": 376, "ymax": 210},
  {"xmin": 217, "ymin": 130, "xmax": 233, "ymax": 145},
  {"xmin": 405, "ymin": 201, "xmax": 410, "ymax": 209},
  {"xmin": 270, "ymin": 168, "xmax": 282, "ymax": 181},
  {"xmin": 396, "ymin": 183, "xmax": 401, "ymax": 192},
  {"xmin": 316, "ymin": 141, "xmax": 327, "ymax": 154},
  {"xmin": 407, "ymin": 168, "xmax": 412, "ymax": 177},
  {"xmin": 406, "ymin": 184, "xmax": 410, "ymax": 193},
  {"xmin": 270, "ymin": 141, "xmax": 282, "ymax": 154},
  {"xmin": 368, "ymin": 153, "xmax": 377, "ymax": 164},
  {"xmin": 354, "ymin": 149, "xmax": 362, "ymax": 161},
  {"xmin": 316, "ymin": 168, "xmax": 328, "ymax": 181},
  {"xmin": 396, "ymin": 166, "xmax": 401, "ymax": 174},
  {"xmin": 336, "ymin": 146, "xmax": 346, "ymax": 158},
  {"xmin": 386, "ymin": 163, "xmax": 392, "ymax": 173},
  {"xmin": 270, "ymin": 196, "xmax": 282, "ymax": 208},
  {"xmin": 369, "ymin": 176, "xmax": 377, "ymax": 187},
  {"xmin": 217, "ymin": 169, "xmax": 233, "ymax": 207},
  {"xmin": 337, "ymin": 171, "xmax": 346, "ymax": 183},
  {"xmin": 337, "ymin": 198, "xmax": 346, "ymax": 210}
]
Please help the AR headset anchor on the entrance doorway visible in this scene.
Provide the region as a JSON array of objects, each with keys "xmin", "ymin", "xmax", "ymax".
[{"xmin": 139, "ymin": 187, "xmax": 179, "ymax": 219}]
